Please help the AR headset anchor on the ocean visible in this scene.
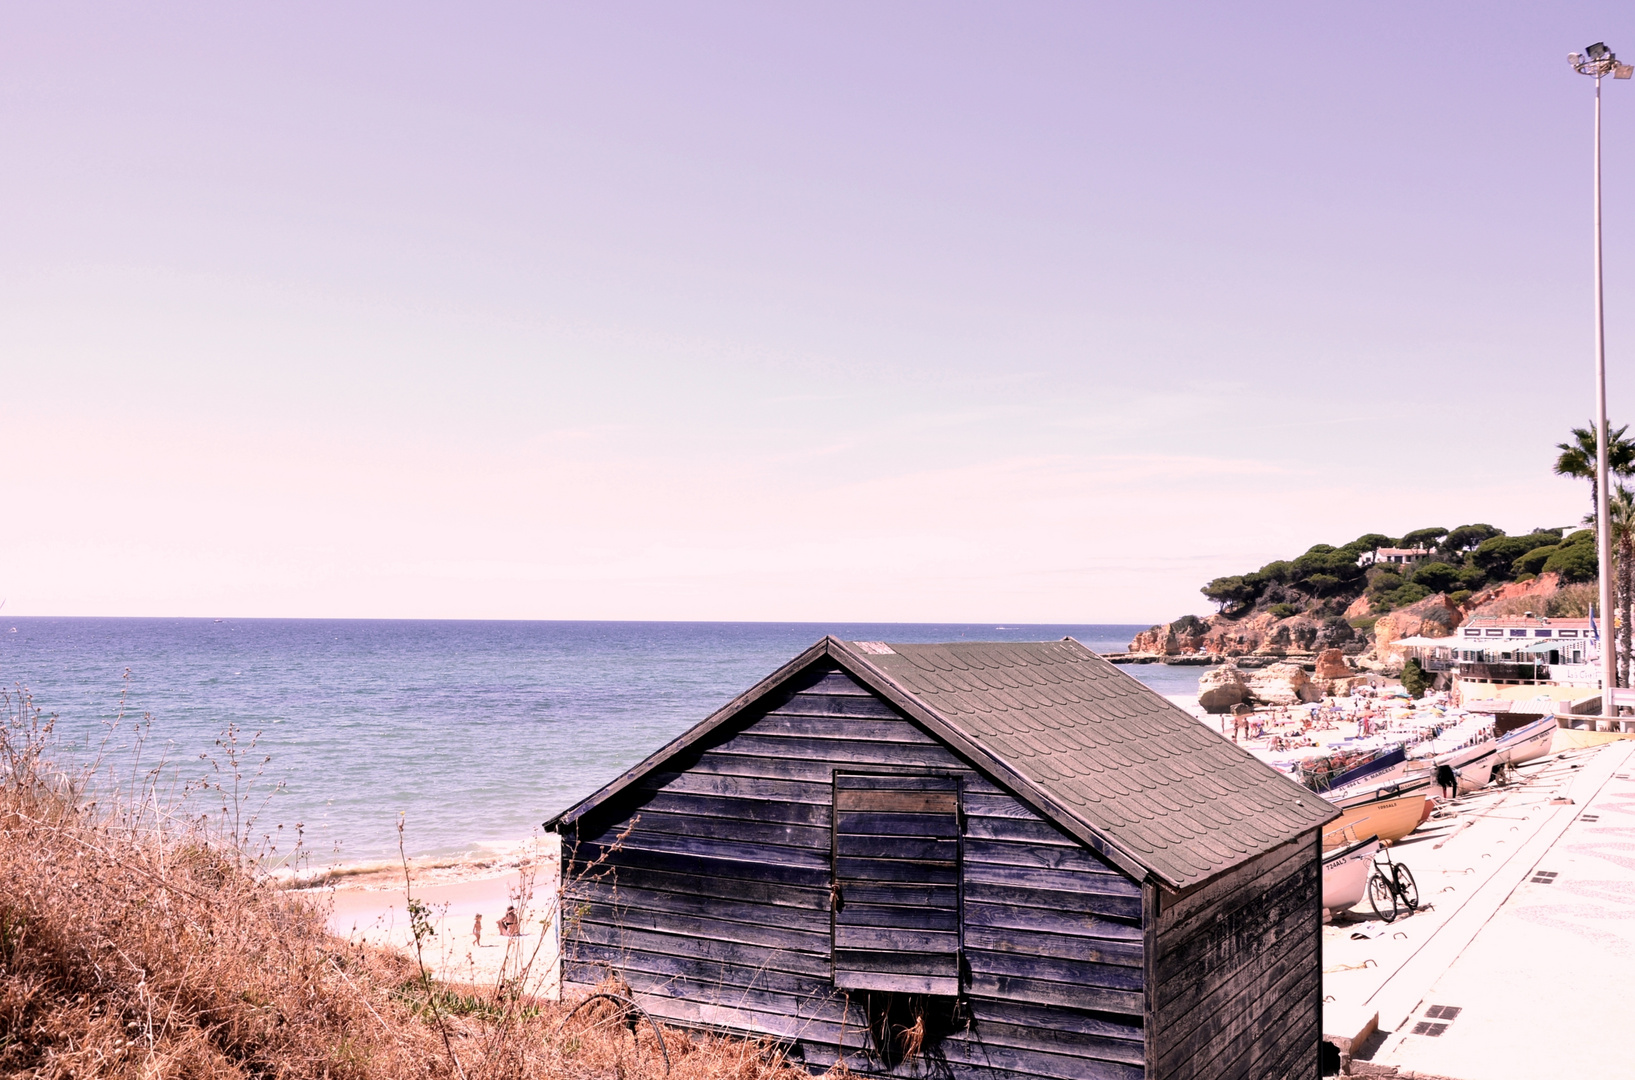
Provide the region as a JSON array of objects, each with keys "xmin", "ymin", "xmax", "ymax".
[{"xmin": 0, "ymin": 618, "xmax": 1198, "ymax": 864}]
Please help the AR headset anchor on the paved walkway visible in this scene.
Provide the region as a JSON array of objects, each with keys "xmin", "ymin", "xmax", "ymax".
[
  {"xmin": 1320, "ymin": 737, "xmax": 1635, "ymax": 1078},
  {"xmin": 1361, "ymin": 738, "xmax": 1635, "ymax": 1078}
]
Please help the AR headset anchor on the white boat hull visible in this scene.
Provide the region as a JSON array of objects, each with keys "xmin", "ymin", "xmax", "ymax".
[
  {"xmin": 1322, "ymin": 835, "xmax": 1380, "ymax": 913},
  {"xmin": 1453, "ymin": 747, "xmax": 1499, "ymax": 794},
  {"xmin": 1496, "ymin": 716, "xmax": 1557, "ymax": 768}
]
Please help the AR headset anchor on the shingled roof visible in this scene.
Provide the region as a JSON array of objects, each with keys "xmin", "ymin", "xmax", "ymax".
[
  {"xmin": 548, "ymin": 636, "xmax": 1337, "ymax": 891},
  {"xmin": 851, "ymin": 639, "xmax": 1336, "ymax": 889}
]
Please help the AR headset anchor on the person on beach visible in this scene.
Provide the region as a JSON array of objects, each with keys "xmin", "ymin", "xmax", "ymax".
[
  {"xmin": 1436, "ymin": 763, "xmax": 1457, "ymax": 800},
  {"xmin": 472, "ymin": 913, "xmax": 482, "ymax": 946},
  {"xmin": 498, "ymin": 905, "xmax": 520, "ymax": 937}
]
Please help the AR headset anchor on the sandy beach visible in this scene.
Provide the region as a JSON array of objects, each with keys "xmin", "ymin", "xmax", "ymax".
[{"xmin": 295, "ymin": 836, "xmax": 563, "ymax": 999}]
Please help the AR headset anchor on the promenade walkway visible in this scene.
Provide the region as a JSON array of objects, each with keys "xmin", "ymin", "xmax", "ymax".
[{"xmin": 1320, "ymin": 737, "xmax": 1635, "ymax": 1078}]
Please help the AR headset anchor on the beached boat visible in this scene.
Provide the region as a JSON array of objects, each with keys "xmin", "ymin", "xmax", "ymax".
[
  {"xmin": 1322, "ymin": 775, "xmax": 1433, "ymax": 849},
  {"xmin": 1495, "ymin": 715, "xmax": 1557, "ymax": 768},
  {"xmin": 1406, "ymin": 726, "xmax": 1498, "ymax": 796},
  {"xmin": 1322, "ymin": 834, "xmax": 1380, "ymax": 914},
  {"xmin": 1316, "ymin": 744, "xmax": 1409, "ymax": 798},
  {"xmin": 1449, "ymin": 743, "xmax": 1500, "ymax": 794}
]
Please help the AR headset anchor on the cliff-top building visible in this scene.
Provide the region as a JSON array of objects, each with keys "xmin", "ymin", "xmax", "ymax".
[{"xmin": 1357, "ymin": 547, "xmax": 1432, "ymax": 568}]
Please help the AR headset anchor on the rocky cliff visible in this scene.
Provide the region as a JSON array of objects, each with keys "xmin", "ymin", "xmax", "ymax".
[{"xmin": 1128, "ymin": 609, "xmax": 1358, "ymax": 658}]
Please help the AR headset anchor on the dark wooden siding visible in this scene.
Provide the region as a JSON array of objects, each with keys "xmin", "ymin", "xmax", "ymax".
[
  {"xmin": 561, "ymin": 664, "xmax": 1146, "ymax": 1080},
  {"xmin": 1148, "ymin": 831, "xmax": 1321, "ymax": 1080}
]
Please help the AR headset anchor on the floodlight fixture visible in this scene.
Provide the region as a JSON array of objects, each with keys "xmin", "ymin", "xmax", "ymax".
[{"xmin": 1572, "ymin": 42, "xmax": 1632, "ymax": 78}]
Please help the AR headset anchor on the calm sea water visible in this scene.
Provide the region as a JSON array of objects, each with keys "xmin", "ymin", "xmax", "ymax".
[{"xmin": 0, "ymin": 619, "xmax": 1197, "ymax": 863}]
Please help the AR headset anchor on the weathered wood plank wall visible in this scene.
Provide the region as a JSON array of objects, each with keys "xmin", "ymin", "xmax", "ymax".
[
  {"xmin": 1149, "ymin": 831, "xmax": 1322, "ymax": 1080},
  {"xmin": 561, "ymin": 665, "xmax": 1147, "ymax": 1080}
]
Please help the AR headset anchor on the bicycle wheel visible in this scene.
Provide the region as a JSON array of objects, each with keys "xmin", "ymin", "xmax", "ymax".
[
  {"xmin": 1368, "ymin": 871, "xmax": 1398, "ymax": 923},
  {"xmin": 1394, "ymin": 863, "xmax": 1419, "ymax": 912}
]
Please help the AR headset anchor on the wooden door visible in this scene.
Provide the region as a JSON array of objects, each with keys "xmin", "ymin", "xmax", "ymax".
[{"xmin": 831, "ymin": 772, "xmax": 961, "ymax": 995}]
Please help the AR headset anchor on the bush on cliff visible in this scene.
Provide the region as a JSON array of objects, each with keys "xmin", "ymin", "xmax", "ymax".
[
  {"xmin": 1513, "ymin": 529, "xmax": 1597, "ymax": 583},
  {"xmin": 1478, "ymin": 530, "xmax": 1564, "ymax": 576},
  {"xmin": 1401, "ymin": 658, "xmax": 1430, "ymax": 698},
  {"xmin": 1379, "ymin": 582, "xmax": 1432, "ymax": 609},
  {"xmin": 1543, "ymin": 539, "xmax": 1598, "ymax": 582},
  {"xmin": 1409, "ymin": 561, "xmax": 1462, "ymax": 594},
  {"xmin": 1196, "ymin": 523, "xmax": 1591, "ymax": 627}
]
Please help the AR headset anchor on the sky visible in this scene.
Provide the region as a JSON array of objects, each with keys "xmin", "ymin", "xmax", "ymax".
[{"xmin": 3, "ymin": 2, "xmax": 1634, "ymax": 623}]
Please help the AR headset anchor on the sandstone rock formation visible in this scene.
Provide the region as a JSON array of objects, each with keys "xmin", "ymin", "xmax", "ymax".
[
  {"xmin": 1314, "ymin": 648, "xmax": 1349, "ymax": 680},
  {"xmin": 1197, "ymin": 662, "xmax": 1251, "ymax": 713},
  {"xmin": 1244, "ymin": 662, "xmax": 1319, "ymax": 706},
  {"xmin": 1128, "ymin": 610, "xmax": 1358, "ymax": 659},
  {"xmin": 1373, "ymin": 593, "xmax": 1463, "ymax": 650}
]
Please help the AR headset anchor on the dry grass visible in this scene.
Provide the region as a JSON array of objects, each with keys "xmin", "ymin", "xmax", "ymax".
[
  {"xmin": 0, "ymin": 687, "xmax": 816, "ymax": 1080},
  {"xmin": 1479, "ymin": 583, "xmax": 1598, "ymax": 619}
]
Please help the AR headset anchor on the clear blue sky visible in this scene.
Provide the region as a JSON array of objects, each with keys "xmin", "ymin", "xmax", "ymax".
[{"xmin": 2, "ymin": 3, "xmax": 1631, "ymax": 622}]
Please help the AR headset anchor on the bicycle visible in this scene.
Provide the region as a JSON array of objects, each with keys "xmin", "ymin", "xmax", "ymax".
[{"xmin": 1367, "ymin": 845, "xmax": 1419, "ymax": 923}]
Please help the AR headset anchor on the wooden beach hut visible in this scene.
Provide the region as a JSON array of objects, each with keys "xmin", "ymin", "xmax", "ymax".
[{"xmin": 546, "ymin": 638, "xmax": 1337, "ymax": 1080}]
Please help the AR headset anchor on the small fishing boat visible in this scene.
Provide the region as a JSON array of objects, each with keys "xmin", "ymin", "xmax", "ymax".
[
  {"xmin": 1322, "ymin": 775, "xmax": 1433, "ymax": 849},
  {"xmin": 1495, "ymin": 715, "xmax": 1557, "ymax": 768},
  {"xmin": 1449, "ymin": 743, "xmax": 1500, "ymax": 794},
  {"xmin": 1322, "ymin": 834, "xmax": 1380, "ymax": 915},
  {"xmin": 1407, "ymin": 725, "xmax": 1498, "ymax": 796},
  {"xmin": 1319, "ymin": 744, "xmax": 1409, "ymax": 799}
]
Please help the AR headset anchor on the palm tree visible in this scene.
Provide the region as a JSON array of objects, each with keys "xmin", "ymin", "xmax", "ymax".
[
  {"xmin": 1612, "ymin": 485, "xmax": 1635, "ymax": 689},
  {"xmin": 1555, "ymin": 423, "xmax": 1635, "ymax": 524}
]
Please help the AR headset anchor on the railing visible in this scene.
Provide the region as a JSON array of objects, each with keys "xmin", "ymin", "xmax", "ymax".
[{"xmin": 1456, "ymin": 661, "xmax": 1545, "ymax": 681}]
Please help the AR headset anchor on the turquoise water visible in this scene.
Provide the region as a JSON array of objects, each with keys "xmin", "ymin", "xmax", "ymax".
[{"xmin": 0, "ymin": 619, "xmax": 1196, "ymax": 862}]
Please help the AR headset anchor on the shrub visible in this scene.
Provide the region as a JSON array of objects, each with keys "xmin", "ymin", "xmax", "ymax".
[
  {"xmin": 1544, "ymin": 542, "xmax": 1598, "ymax": 583},
  {"xmin": 1512, "ymin": 544, "xmax": 1560, "ymax": 577},
  {"xmin": 1201, "ymin": 575, "xmax": 1257, "ymax": 610},
  {"xmin": 1547, "ymin": 583, "xmax": 1598, "ymax": 617},
  {"xmin": 1409, "ymin": 561, "xmax": 1461, "ymax": 594},
  {"xmin": 1303, "ymin": 573, "xmax": 1343, "ymax": 595},
  {"xmin": 1476, "ymin": 531, "xmax": 1561, "ymax": 577},
  {"xmin": 1399, "ymin": 527, "xmax": 1449, "ymax": 550},
  {"xmin": 1449, "ymin": 589, "xmax": 1472, "ymax": 604},
  {"xmin": 1340, "ymin": 533, "xmax": 1396, "ymax": 559},
  {"xmin": 1366, "ymin": 570, "xmax": 1405, "ymax": 598},
  {"xmin": 1380, "ymin": 583, "xmax": 1432, "ymax": 609},
  {"xmin": 1169, "ymin": 614, "xmax": 1206, "ymax": 635},
  {"xmin": 1268, "ymin": 603, "xmax": 1300, "ymax": 620},
  {"xmin": 1401, "ymin": 658, "xmax": 1430, "ymax": 698},
  {"xmin": 1349, "ymin": 616, "xmax": 1379, "ymax": 632},
  {"xmin": 1441, "ymin": 524, "xmax": 1503, "ymax": 556}
]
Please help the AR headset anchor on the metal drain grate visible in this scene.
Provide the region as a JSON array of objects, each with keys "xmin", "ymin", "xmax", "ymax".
[
  {"xmin": 1424, "ymin": 1005, "xmax": 1463, "ymax": 1020},
  {"xmin": 1412, "ymin": 1022, "xmax": 1449, "ymax": 1037},
  {"xmin": 1531, "ymin": 871, "xmax": 1559, "ymax": 884},
  {"xmin": 1581, "ymin": 815, "xmax": 1601, "ymax": 822}
]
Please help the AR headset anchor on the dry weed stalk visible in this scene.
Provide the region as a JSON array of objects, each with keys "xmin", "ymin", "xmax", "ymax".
[{"xmin": 0, "ymin": 684, "xmax": 821, "ymax": 1080}]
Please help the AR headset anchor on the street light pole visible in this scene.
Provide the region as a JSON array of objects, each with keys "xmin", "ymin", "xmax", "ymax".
[{"xmin": 1571, "ymin": 43, "xmax": 1632, "ymax": 703}]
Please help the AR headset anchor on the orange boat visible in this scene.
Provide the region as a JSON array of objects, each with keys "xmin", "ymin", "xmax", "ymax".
[{"xmin": 1321, "ymin": 775, "xmax": 1433, "ymax": 849}]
